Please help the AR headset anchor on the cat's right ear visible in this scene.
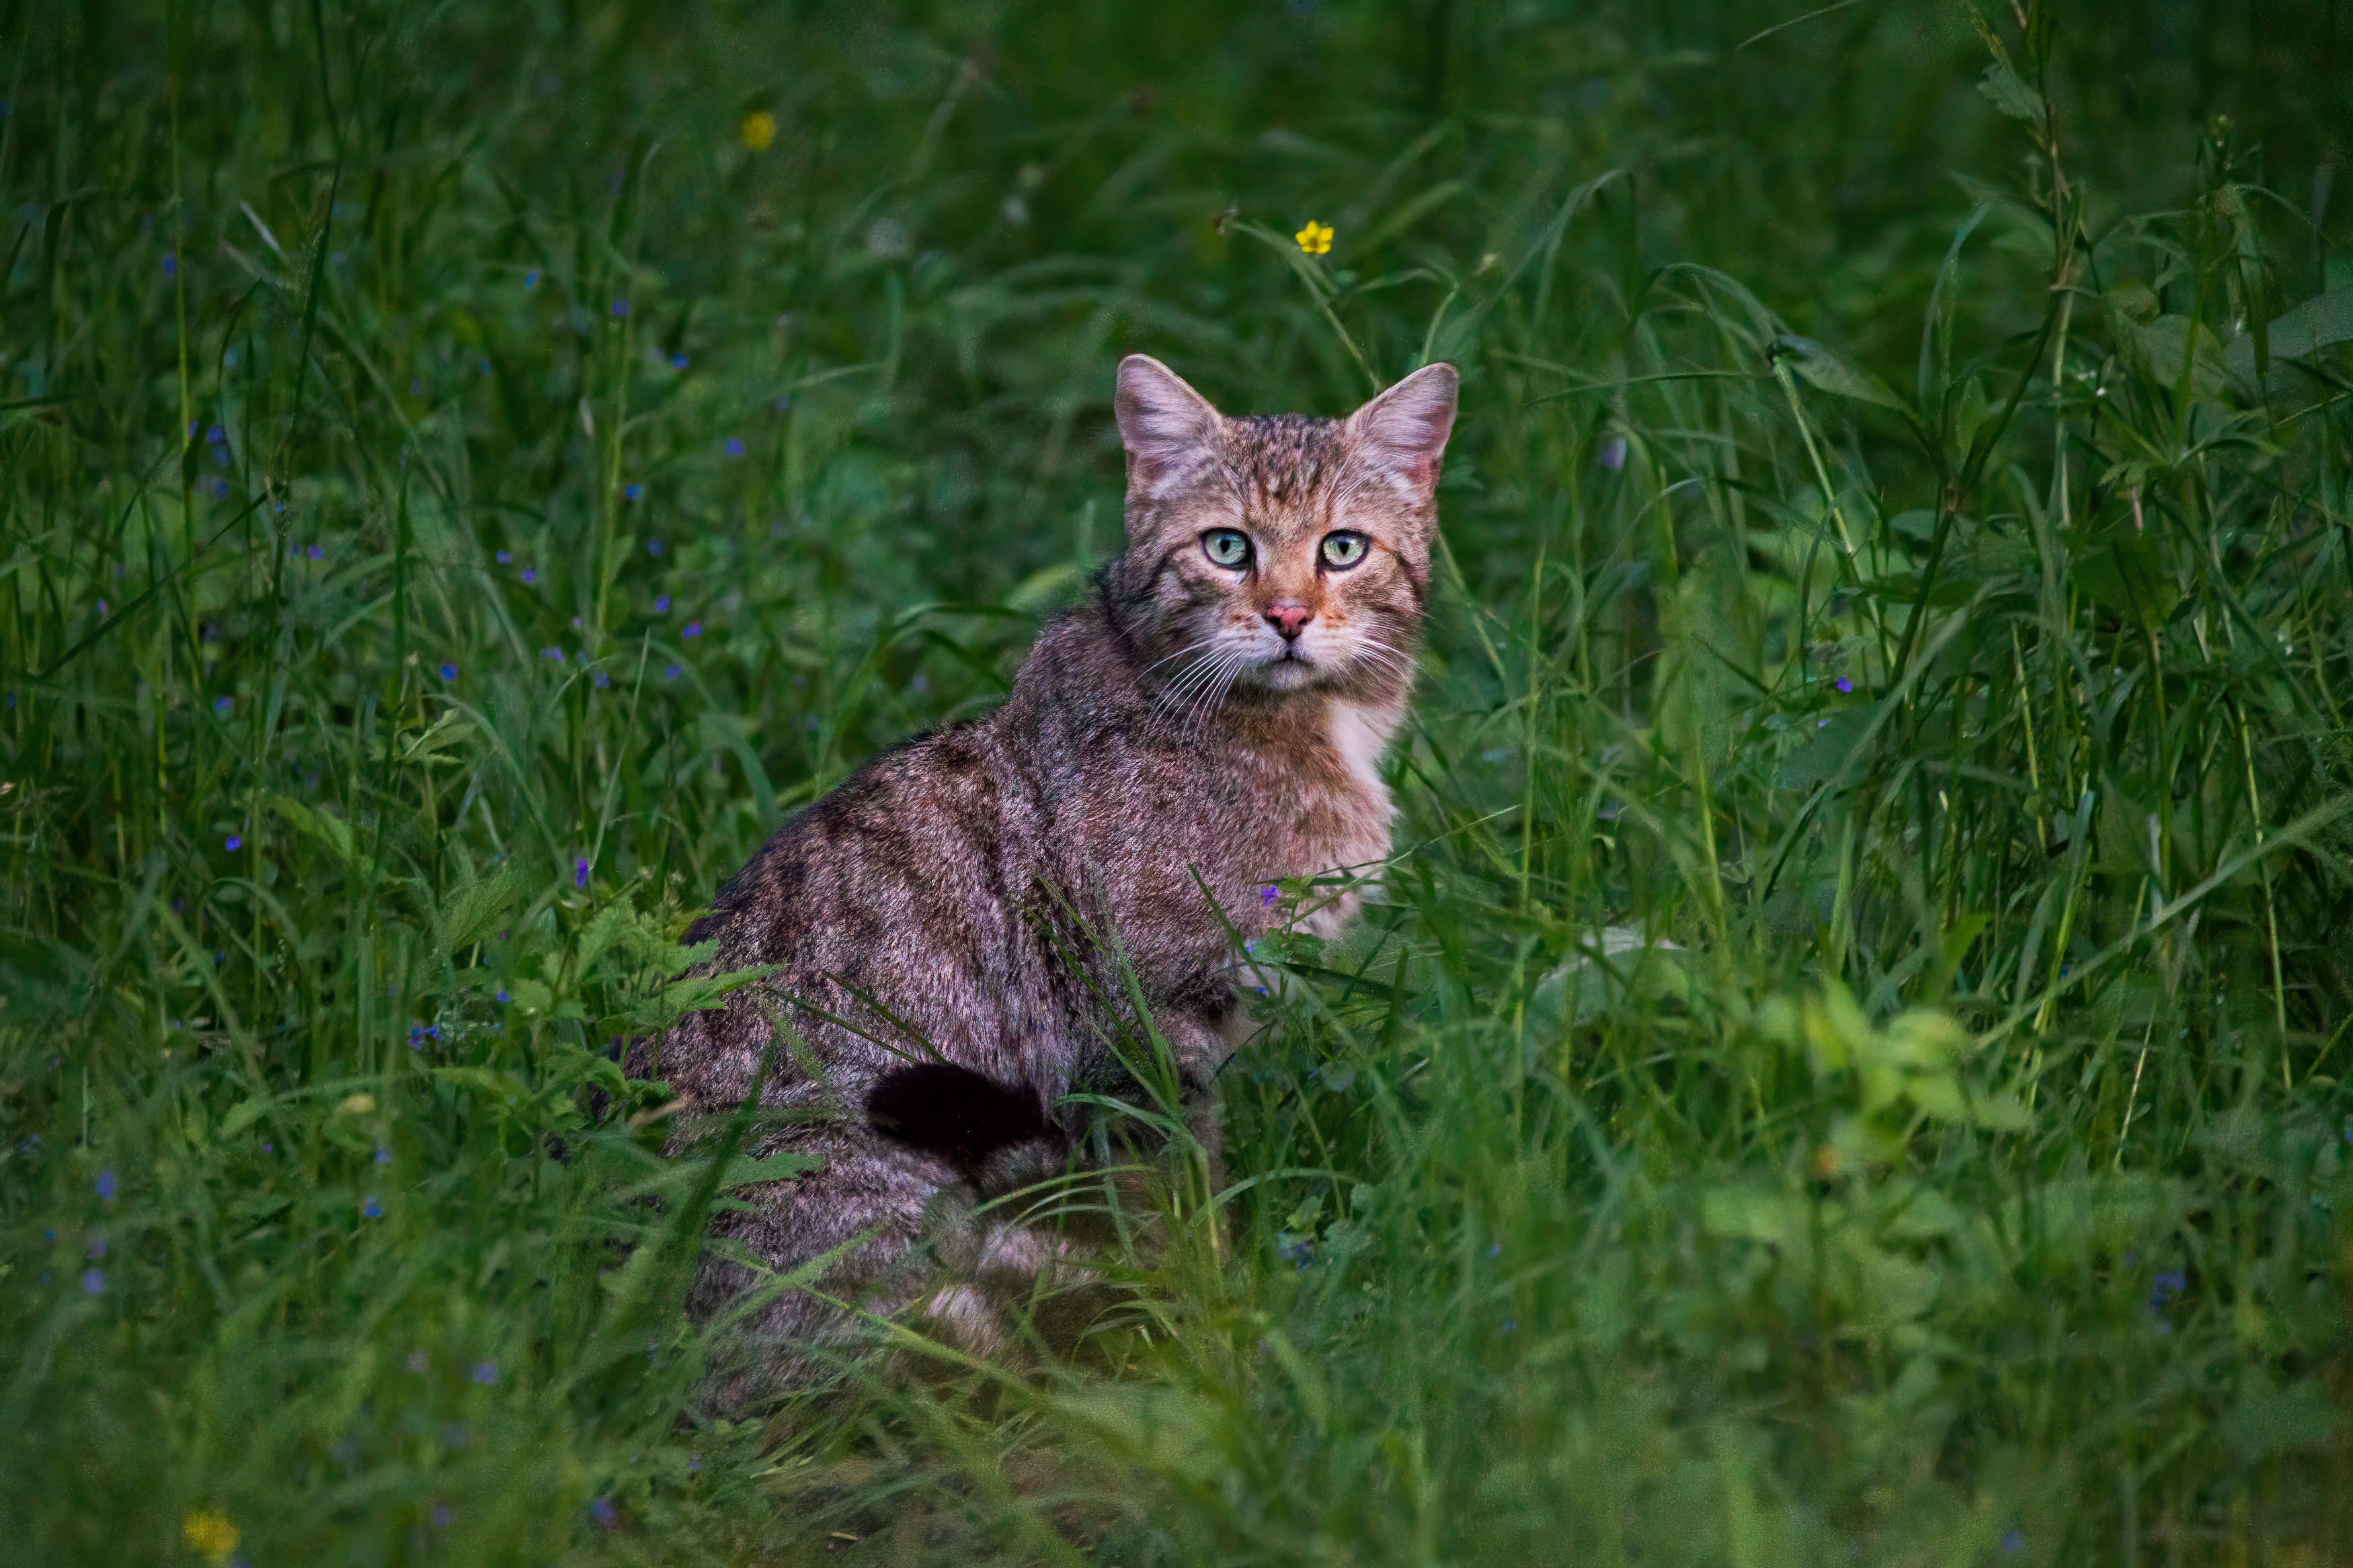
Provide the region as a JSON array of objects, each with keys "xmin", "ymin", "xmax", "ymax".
[{"xmin": 1115, "ymin": 354, "xmax": 1222, "ymax": 500}]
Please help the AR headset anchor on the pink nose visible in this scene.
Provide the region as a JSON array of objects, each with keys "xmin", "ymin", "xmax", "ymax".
[{"xmin": 1263, "ymin": 601, "xmax": 1314, "ymax": 639}]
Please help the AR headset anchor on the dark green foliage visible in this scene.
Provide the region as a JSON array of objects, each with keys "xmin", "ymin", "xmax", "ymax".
[{"xmin": 3, "ymin": 1, "xmax": 2350, "ymax": 1562}]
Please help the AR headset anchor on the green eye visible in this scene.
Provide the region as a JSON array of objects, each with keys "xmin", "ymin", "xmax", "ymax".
[
  {"xmin": 1320, "ymin": 532, "xmax": 1369, "ymax": 569},
  {"xmin": 1202, "ymin": 530, "xmax": 1252, "ymax": 569}
]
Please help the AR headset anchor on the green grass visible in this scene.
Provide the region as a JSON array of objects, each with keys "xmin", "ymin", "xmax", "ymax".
[{"xmin": 5, "ymin": 1, "xmax": 2353, "ymax": 1563}]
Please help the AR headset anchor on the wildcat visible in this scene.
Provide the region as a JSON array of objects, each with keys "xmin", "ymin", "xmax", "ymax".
[{"xmin": 630, "ymin": 354, "xmax": 1457, "ymax": 1401}]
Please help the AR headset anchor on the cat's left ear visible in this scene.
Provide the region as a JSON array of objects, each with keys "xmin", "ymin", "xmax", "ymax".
[{"xmin": 1347, "ymin": 362, "xmax": 1459, "ymax": 505}]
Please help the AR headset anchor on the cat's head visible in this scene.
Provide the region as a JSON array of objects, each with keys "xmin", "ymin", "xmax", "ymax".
[{"xmin": 1109, "ymin": 356, "xmax": 1458, "ymax": 707}]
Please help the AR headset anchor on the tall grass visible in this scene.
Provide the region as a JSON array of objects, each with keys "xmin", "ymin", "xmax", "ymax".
[{"xmin": 3, "ymin": 2, "xmax": 2350, "ymax": 1563}]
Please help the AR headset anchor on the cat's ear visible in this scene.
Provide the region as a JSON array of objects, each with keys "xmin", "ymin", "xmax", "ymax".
[
  {"xmin": 1115, "ymin": 354, "xmax": 1223, "ymax": 498},
  {"xmin": 1347, "ymin": 362, "xmax": 1459, "ymax": 503}
]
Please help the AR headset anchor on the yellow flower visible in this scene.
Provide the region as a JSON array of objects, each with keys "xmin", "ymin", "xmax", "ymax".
[
  {"xmin": 183, "ymin": 1510, "xmax": 239, "ymax": 1563},
  {"xmin": 1294, "ymin": 220, "xmax": 1333, "ymax": 255},
  {"xmin": 738, "ymin": 111, "xmax": 777, "ymax": 152}
]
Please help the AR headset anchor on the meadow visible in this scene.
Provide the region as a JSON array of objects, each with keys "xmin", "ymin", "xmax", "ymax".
[{"xmin": 3, "ymin": 1, "xmax": 2352, "ymax": 1562}]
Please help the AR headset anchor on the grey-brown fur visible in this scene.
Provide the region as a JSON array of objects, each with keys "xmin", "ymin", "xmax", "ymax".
[{"xmin": 630, "ymin": 356, "xmax": 1458, "ymax": 1401}]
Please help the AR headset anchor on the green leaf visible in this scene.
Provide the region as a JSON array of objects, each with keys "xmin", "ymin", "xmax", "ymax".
[
  {"xmin": 1975, "ymin": 59, "xmax": 2042, "ymax": 122},
  {"xmin": 1773, "ymin": 334, "xmax": 1907, "ymax": 411},
  {"xmin": 2221, "ymin": 1385, "xmax": 2339, "ymax": 1461},
  {"xmin": 2224, "ymin": 284, "xmax": 2353, "ymax": 390}
]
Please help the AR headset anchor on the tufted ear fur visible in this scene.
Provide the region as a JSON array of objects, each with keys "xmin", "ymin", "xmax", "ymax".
[
  {"xmin": 1115, "ymin": 354, "xmax": 1224, "ymax": 501},
  {"xmin": 1347, "ymin": 362, "xmax": 1458, "ymax": 502}
]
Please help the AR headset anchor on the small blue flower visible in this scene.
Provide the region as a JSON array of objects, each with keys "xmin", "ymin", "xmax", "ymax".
[
  {"xmin": 86, "ymin": 1237, "xmax": 106, "ymax": 1258},
  {"xmin": 687, "ymin": 1453, "xmax": 699, "ymax": 1472},
  {"xmin": 430, "ymin": 1503, "xmax": 452, "ymax": 1528},
  {"xmin": 589, "ymin": 1497, "xmax": 618, "ymax": 1529},
  {"xmin": 363, "ymin": 1196, "xmax": 383, "ymax": 1219},
  {"xmin": 96, "ymin": 598, "xmax": 109, "ymax": 617},
  {"xmin": 1499, "ymin": 1317, "xmax": 1517, "ymax": 1334},
  {"xmin": 1260, "ymin": 885, "xmax": 1279, "ymax": 908},
  {"xmin": 162, "ymin": 254, "xmax": 177, "ymax": 276},
  {"xmin": 214, "ymin": 696, "xmax": 233, "ymax": 714},
  {"xmin": 479, "ymin": 358, "xmax": 491, "ymax": 376},
  {"xmin": 524, "ymin": 270, "xmax": 539, "ymax": 288},
  {"xmin": 725, "ymin": 437, "xmax": 745, "ymax": 458},
  {"xmin": 440, "ymin": 662, "xmax": 457, "ymax": 681},
  {"xmin": 625, "ymin": 483, "xmax": 642, "ymax": 501},
  {"xmin": 206, "ymin": 424, "xmax": 225, "ymax": 445},
  {"xmin": 226, "ymin": 835, "xmax": 242, "ymax": 851},
  {"xmin": 496, "ymin": 550, "xmax": 512, "ymax": 564},
  {"xmin": 307, "ymin": 544, "xmax": 323, "ymax": 560},
  {"xmin": 375, "ymin": 1145, "xmax": 392, "ymax": 1163},
  {"xmin": 670, "ymin": 353, "xmax": 688, "ymax": 370},
  {"xmin": 664, "ymin": 664, "xmax": 681, "ymax": 681},
  {"xmin": 2001, "ymin": 1530, "xmax": 2023, "ymax": 1553},
  {"xmin": 520, "ymin": 567, "xmax": 537, "ymax": 584},
  {"xmin": 81, "ymin": 1269, "xmax": 104, "ymax": 1294},
  {"xmin": 95, "ymin": 1171, "xmax": 115, "ymax": 1200},
  {"xmin": 682, "ymin": 622, "xmax": 702, "ymax": 638},
  {"xmin": 646, "ymin": 538, "xmax": 663, "ymax": 556},
  {"xmin": 1488, "ymin": 1241, "xmax": 1501, "ymax": 1257},
  {"xmin": 1598, "ymin": 435, "xmax": 1626, "ymax": 472},
  {"xmin": 592, "ymin": 671, "xmax": 610, "ymax": 688},
  {"xmin": 543, "ymin": 647, "xmax": 563, "ymax": 661},
  {"xmin": 1835, "ymin": 677, "xmax": 1853, "ymax": 693},
  {"xmin": 610, "ymin": 298, "xmax": 628, "ymax": 317},
  {"xmin": 575, "ymin": 858, "xmax": 590, "ymax": 889},
  {"xmin": 472, "ymin": 1361, "xmax": 497, "ymax": 1385},
  {"xmin": 654, "ymin": 595, "xmax": 670, "ymax": 614},
  {"xmin": 495, "ymin": 989, "xmax": 510, "ymax": 1004}
]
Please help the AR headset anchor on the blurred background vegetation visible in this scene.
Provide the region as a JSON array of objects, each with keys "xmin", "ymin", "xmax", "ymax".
[{"xmin": 3, "ymin": 0, "xmax": 2351, "ymax": 1562}]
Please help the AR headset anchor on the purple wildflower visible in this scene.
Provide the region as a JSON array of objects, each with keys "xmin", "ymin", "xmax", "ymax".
[
  {"xmin": 589, "ymin": 1497, "xmax": 619, "ymax": 1530},
  {"xmin": 610, "ymin": 298, "xmax": 628, "ymax": 317},
  {"xmin": 2001, "ymin": 1531, "xmax": 2023, "ymax": 1553},
  {"xmin": 670, "ymin": 353, "xmax": 688, "ymax": 370},
  {"xmin": 520, "ymin": 567, "xmax": 536, "ymax": 584},
  {"xmin": 1261, "ymin": 885, "xmax": 1279, "ymax": 908},
  {"xmin": 363, "ymin": 1196, "xmax": 383, "ymax": 1219},
  {"xmin": 214, "ymin": 696, "xmax": 232, "ymax": 714},
  {"xmin": 374, "ymin": 1145, "xmax": 392, "ymax": 1163},
  {"xmin": 307, "ymin": 544, "xmax": 323, "ymax": 561},
  {"xmin": 1599, "ymin": 435, "xmax": 1628, "ymax": 472},
  {"xmin": 496, "ymin": 550, "xmax": 512, "ymax": 564},
  {"xmin": 524, "ymin": 270, "xmax": 539, "ymax": 288},
  {"xmin": 86, "ymin": 1237, "xmax": 106, "ymax": 1259},
  {"xmin": 163, "ymin": 254, "xmax": 177, "ymax": 276},
  {"xmin": 654, "ymin": 595, "xmax": 670, "ymax": 614},
  {"xmin": 1835, "ymin": 677, "xmax": 1853, "ymax": 693},
  {"xmin": 95, "ymin": 1171, "xmax": 116, "ymax": 1200},
  {"xmin": 471, "ymin": 1361, "xmax": 497, "ymax": 1385},
  {"xmin": 81, "ymin": 1269, "xmax": 104, "ymax": 1294},
  {"xmin": 625, "ymin": 483, "xmax": 641, "ymax": 501},
  {"xmin": 226, "ymin": 835, "xmax": 241, "ymax": 851},
  {"xmin": 575, "ymin": 858, "xmax": 590, "ymax": 889},
  {"xmin": 682, "ymin": 622, "xmax": 702, "ymax": 638},
  {"xmin": 646, "ymin": 537, "xmax": 663, "ymax": 555},
  {"xmin": 664, "ymin": 664, "xmax": 680, "ymax": 681},
  {"xmin": 440, "ymin": 663, "xmax": 457, "ymax": 681},
  {"xmin": 725, "ymin": 438, "xmax": 745, "ymax": 458}
]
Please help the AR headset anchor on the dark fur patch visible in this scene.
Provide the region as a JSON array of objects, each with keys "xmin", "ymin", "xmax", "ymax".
[{"xmin": 865, "ymin": 1062, "xmax": 1049, "ymax": 1172}]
